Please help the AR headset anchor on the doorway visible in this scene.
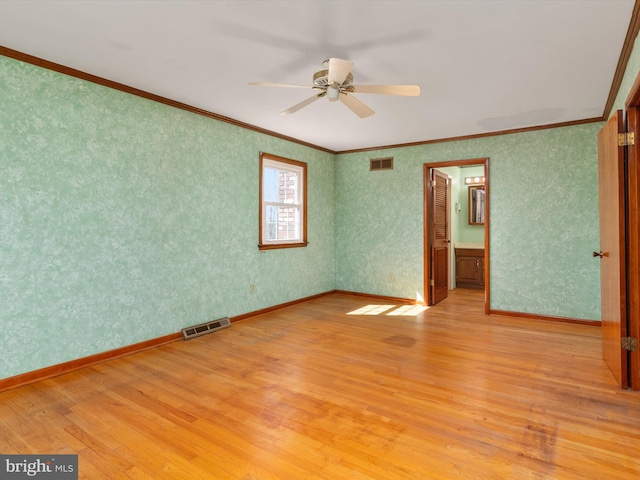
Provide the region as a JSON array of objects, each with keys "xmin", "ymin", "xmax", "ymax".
[{"xmin": 424, "ymin": 158, "xmax": 490, "ymax": 313}]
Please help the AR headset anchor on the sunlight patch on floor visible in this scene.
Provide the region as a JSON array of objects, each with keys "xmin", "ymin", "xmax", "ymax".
[
  {"xmin": 347, "ymin": 305, "xmax": 396, "ymax": 315},
  {"xmin": 347, "ymin": 304, "xmax": 429, "ymax": 316},
  {"xmin": 386, "ymin": 305, "xmax": 429, "ymax": 316}
]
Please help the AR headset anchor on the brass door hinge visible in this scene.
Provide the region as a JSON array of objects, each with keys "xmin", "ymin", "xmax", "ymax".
[
  {"xmin": 622, "ymin": 336, "xmax": 638, "ymax": 351},
  {"xmin": 430, "ymin": 279, "xmax": 435, "ymax": 286},
  {"xmin": 618, "ymin": 132, "xmax": 635, "ymax": 146}
]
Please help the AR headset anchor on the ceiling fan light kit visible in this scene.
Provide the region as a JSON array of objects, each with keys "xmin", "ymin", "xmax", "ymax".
[
  {"xmin": 249, "ymin": 58, "xmax": 420, "ymax": 118},
  {"xmin": 327, "ymin": 86, "xmax": 340, "ymax": 102}
]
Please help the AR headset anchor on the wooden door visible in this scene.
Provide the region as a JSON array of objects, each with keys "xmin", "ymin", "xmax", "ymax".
[
  {"xmin": 625, "ymin": 105, "xmax": 640, "ymax": 390},
  {"xmin": 430, "ymin": 169, "xmax": 449, "ymax": 304},
  {"xmin": 597, "ymin": 110, "xmax": 628, "ymax": 388}
]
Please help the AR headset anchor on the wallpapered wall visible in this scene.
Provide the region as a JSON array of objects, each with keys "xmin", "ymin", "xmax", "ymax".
[
  {"xmin": 7, "ymin": 28, "xmax": 640, "ymax": 378},
  {"xmin": 0, "ymin": 56, "xmax": 335, "ymax": 379},
  {"xmin": 335, "ymin": 123, "xmax": 602, "ymax": 320}
]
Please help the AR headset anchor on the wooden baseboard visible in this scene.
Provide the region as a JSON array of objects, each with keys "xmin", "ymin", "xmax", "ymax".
[
  {"xmin": 230, "ymin": 290, "xmax": 337, "ymax": 322},
  {"xmin": 0, "ymin": 290, "xmax": 338, "ymax": 392},
  {"xmin": 490, "ymin": 309, "xmax": 601, "ymax": 326},
  {"xmin": 0, "ymin": 332, "xmax": 182, "ymax": 393}
]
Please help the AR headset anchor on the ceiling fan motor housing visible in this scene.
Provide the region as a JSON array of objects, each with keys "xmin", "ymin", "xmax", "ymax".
[
  {"xmin": 314, "ymin": 69, "xmax": 353, "ymax": 102},
  {"xmin": 313, "ymin": 70, "xmax": 354, "ymax": 89}
]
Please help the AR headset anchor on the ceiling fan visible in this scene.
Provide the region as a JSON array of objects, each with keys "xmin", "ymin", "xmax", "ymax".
[{"xmin": 249, "ymin": 58, "xmax": 420, "ymax": 118}]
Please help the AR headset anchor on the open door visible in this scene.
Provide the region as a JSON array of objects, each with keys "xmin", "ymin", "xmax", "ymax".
[
  {"xmin": 597, "ymin": 110, "xmax": 628, "ymax": 388},
  {"xmin": 625, "ymin": 105, "xmax": 640, "ymax": 389},
  {"xmin": 429, "ymin": 169, "xmax": 450, "ymax": 304}
]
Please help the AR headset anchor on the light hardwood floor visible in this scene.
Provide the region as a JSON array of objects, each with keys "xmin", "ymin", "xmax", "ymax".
[{"xmin": 1, "ymin": 289, "xmax": 639, "ymax": 479}]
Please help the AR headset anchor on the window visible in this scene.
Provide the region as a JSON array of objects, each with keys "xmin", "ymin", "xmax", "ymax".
[{"xmin": 259, "ymin": 153, "xmax": 307, "ymax": 250}]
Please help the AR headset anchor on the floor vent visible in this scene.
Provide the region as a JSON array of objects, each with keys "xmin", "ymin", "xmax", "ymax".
[{"xmin": 182, "ymin": 317, "xmax": 231, "ymax": 340}]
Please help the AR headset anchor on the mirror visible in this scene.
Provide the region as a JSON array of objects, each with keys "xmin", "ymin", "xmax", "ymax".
[{"xmin": 468, "ymin": 185, "xmax": 485, "ymax": 225}]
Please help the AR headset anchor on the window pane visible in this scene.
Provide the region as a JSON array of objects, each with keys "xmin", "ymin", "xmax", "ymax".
[
  {"xmin": 266, "ymin": 205, "xmax": 278, "ymax": 240},
  {"xmin": 263, "ymin": 167, "xmax": 280, "ymax": 202},
  {"xmin": 278, "ymin": 206, "xmax": 299, "ymax": 240},
  {"xmin": 265, "ymin": 204, "xmax": 300, "ymax": 241},
  {"xmin": 279, "ymin": 171, "xmax": 298, "ymax": 204},
  {"xmin": 264, "ymin": 167, "xmax": 300, "ymax": 205}
]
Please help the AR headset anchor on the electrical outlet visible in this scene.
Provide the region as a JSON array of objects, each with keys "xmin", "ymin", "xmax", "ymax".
[
  {"xmin": 250, "ymin": 283, "xmax": 256, "ymax": 292},
  {"xmin": 389, "ymin": 274, "xmax": 395, "ymax": 281}
]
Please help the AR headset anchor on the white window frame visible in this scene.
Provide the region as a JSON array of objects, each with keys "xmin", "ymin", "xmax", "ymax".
[{"xmin": 259, "ymin": 153, "xmax": 308, "ymax": 250}]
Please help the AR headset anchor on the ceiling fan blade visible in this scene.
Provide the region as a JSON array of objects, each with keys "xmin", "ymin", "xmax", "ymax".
[
  {"xmin": 339, "ymin": 93, "xmax": 375, "ymax": 118},
  {"xmin": 351, "ymin": 84, "xmax": 421, "ymax": 96},
  {"xmin": 281, "ymin": 92, "xmax": 326, "ymax": 115},
  {"xmin": 328, "ymin": 58, "xmax": 354, "ymax": 86},
  {"xmin": 249, "ymin": 81, "xmax": 311, "ymax": 89}
]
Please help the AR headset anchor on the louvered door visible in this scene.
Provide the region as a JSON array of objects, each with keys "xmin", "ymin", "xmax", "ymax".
[{"xmin": 430, "ymin": 169, "xmax": 450, "ymax": 304}]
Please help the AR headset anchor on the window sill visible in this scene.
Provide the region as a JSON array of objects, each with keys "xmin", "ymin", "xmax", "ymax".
[{"xmin": 258, "ymin": 242, "xmax": 309, "ymax": 251}]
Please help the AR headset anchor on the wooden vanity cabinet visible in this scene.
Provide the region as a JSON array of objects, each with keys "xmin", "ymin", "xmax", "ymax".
[{"xmin": 455, "ymin": 248, "xmax": 485, "ymax": 289}]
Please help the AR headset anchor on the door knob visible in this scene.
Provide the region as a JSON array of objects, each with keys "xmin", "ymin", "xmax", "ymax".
[{"xmin": 593, "ymin": 251, "xmax": 607, "ymax": 258}]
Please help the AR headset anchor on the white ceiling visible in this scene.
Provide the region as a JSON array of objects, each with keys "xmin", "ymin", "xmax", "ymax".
[{"xmin": 0, "ymin": 0, "xmax": 636, "ymax": 152}]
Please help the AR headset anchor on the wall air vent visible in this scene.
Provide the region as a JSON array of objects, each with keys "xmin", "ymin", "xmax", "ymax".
[
  {"xmin": 182, "ymin": 317, "xmax": 231, "ymax": 340},
  {"xmin": 370, "ymin": 157, "xmax": 394, "ymax": 171}
]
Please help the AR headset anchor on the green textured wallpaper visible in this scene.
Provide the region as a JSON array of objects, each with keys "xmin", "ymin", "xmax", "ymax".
[
  {"xmin": 8, "ymin": 30, "xmax": 640, "ymax": 379},
  {"xmin": 335, "ymin": 124, "xmax": 602, "ymax": 320},
  {"xmin": 0, "ymin": 56, "xmax": 334, "ymax": 379}
]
